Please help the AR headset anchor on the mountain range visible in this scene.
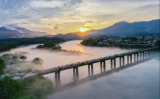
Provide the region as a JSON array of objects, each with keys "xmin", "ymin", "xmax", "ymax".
[
  {"xmin": 0, "ymin": 24, "xmax": 49, "ymax": 39},
  {"xmin": 0, "ymin": 19, "xmax": 159, "ymax": 39},
  {"xmin": 87, "ymin": 19, "xmax": 160, "ymax": 36}
]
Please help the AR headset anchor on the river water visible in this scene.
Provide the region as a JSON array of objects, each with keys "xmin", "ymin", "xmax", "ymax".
[{"xmin": 0, "ymin": 40, "xmax": 159, "ymax": 99}]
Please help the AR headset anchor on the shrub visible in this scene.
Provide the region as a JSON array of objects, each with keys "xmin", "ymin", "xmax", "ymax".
[
  {"xmin": 25, "ymin": 68, "xmax": 32, "ymax": 72},
  {"xmin": 20, "ymin": 56, "xmax": 27, "ymax": 60}
]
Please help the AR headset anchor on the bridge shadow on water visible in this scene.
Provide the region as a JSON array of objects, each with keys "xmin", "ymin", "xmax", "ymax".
[{"xmin": 51, "ymin": 55, "xmax": 158, "ymax": 94}]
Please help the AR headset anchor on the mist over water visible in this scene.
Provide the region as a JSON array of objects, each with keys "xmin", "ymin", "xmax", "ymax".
[{"xmin": 0, "ymin": 40, "xmax": 159, "ymax": 99}]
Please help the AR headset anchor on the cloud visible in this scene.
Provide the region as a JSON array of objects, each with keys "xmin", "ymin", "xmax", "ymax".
[
  {"xmin": 83, "ymin": 26, "xmax": 92, "ymax": 28},
  {"xmin": 62, "ymin": 0, "xmax": 84, "ymax": 9},
  {"xmin": 0, "ymin": 0, "xmax": 159, "ymax": 34},
  {"xmin": 3, "ymin": 23, "xmax": 24, "ymax": 33},
  {"xmin": 54, "ymin": 24, "xmax": 59, "ymax": 30},
  {"xmin": 30, "ymin": 0, "xmax": 84, "ymax": 9},
  {"xmin": 30, "ymin": 1, "xmax": 63, "ymax": 8},
  {"xmin": 85, "ymin": 21, "xmax": 94, "ymax": 23}
]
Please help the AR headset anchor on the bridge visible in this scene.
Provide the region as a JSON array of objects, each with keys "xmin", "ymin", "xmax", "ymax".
[
  {"xmin": 23, "ymin": 46, "xmax": 160, "ymax": 86},
  {"xmin": 51, "ymin": 56, "xmax": 156, "ymax": 93}
]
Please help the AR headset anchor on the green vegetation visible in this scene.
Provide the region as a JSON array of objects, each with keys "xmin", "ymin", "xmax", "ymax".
[
  {"xmin": 36, "ymin": 42, "xmax": 62, "ymax": 50},
  {"xmin": 0, "ymin": 76, "xmax": 23, "ymax": 99},
  {"xmin": 81, "ymin": 38, "xmax": 93, "ymax": 45},
  {"xmin": 32, "ymin": 57, "xmax": 44, "ymax": 64},
  {"xmin": 0, "ymin": 37, "xmax": 65, "ymax": 52},
  {"xmin": 20, "ymin": 56, "xmax": 27, "ymax": 60},
  {"xmin": 19, "ymin": 76, "xmax": 53, "ymax": 99},
  {"xmin": 33, "ymin": 58, "xmax": 40, "ymax": 61},
  {"xmin": 0, "ymin": 59, "xmax": 5, "ymax": 75},
  {"xmin": 25, "ymin": 68, "xmax": 32, "ymax": 72},
  {"xmin": 0, "ymin": 76, "xmax": 53, "ymax": 99},
  {"xmin": 156, "ymin": 40, "xmax": 160, "ymax": 46},
  {"xmin": 0, "ymin": 60, "xmax": 53, "ymax": 99},
  {"xmin": 121, "ymin": 37, "xmax": 138, "ymax": 41},
  {"xmin": 12, "ymin": 56, "xmax": 18, "ymax": 60},
  {"xmin": 51, "ymin": 45, "xmax": 62, "ymax": 50}
]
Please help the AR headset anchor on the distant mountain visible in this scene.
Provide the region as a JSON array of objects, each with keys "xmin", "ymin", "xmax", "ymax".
[
  {"xmin": 0, "ymin": 24, "xmax": 49, "ymax": 39},
  {"xmin": 52, "ymin": 32, "xmax": 93, "ymax": 40},
  {"xmin": 0, "ymin": 19, "xmax": 159, "ymax": 39},
  {"xmin": 87, "ymin": 19, "xmax": 160, "ymax": 36}
]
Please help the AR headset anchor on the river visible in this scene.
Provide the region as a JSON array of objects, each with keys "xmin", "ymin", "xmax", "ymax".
[{"xmin": 0, "ymin": 40, "xmax": 159, "ymax": 99}]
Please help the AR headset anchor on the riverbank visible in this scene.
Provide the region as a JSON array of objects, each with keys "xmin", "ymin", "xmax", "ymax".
[
  {"xmin": 0, "ymin": 52, "xmax": 45, "ymax": 80},
  {"xmin": 80, "ymin": 36, "xmax": 160, "ymax": 49},
  {"xmin": 81, "ymin": 43, "xmax": 152, "ymax": 49},
  {"xmin": 0, "ymin": 58, "xmax": 54, "ymax": 99}
]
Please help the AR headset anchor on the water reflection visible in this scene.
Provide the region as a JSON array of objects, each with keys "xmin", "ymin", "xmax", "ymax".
[{"xmin": 77, "ymin": 46, "xmax": 84, "ymax": 53}]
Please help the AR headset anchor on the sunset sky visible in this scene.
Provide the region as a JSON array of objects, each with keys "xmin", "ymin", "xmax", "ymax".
[{"xmin": 0, "ymin": 0, "xmax": 159, "ymax": 34}]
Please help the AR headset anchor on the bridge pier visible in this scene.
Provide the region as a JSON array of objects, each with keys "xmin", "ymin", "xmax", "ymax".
[
  {"xmin": 148, "ymin": 50, "xmax": 150, "ymax": 56},
  {"xmin": 119, "ymin": 57, "xmax": 121, "ymax": 66},
  {"xmin": 127, "ymin": 55, "xmax": 129, "ymax": 64},
  {"xmin": 76, "ymin": 67, "xmax": 79, "ymax": 79},
  {"xmin": 111, "ymin": 59, "xmax": 113, "ymax": 69},
  {"xmin": 140, "ymin": 52, "xmax": 142, "ymax": 61},
  {"xmin": 137, "ymin": 53, "xmax": 139, "ymax": 61},
  {"xmin": 142, "ymin": 52, "xmax": 144, "ymax": 59},
  {"xmin": 134, "ymin": 54, "xmax": 136, "ymax": 62},
  {"xmin": 100, "ymin": 62, "xmax": 102, "ymax": 72},
  {"xmin": 55, "ymin": 71, "xmax": 61, "ymax": 86},
  {"xmin": 123, "ymin": 56, "xmax": 125, "ymax": 66},
  {"xmin": 100, "ymin": 61, "xmax": 105, "ymax": 72},
  {"xmin": 73, "ymin": 68, "xmax": 76, "ymax": 80},
  {"xmin": 137, "ymin": 53, "xmax": 139, "ymax": 62},
  {"xmin": 146, "ymin": 51, "xmax": 148, "ymax": 58},
  {"xmin": 103, "ymin": 61, "xmax": 106, "ymax": 71},
  {"xmin": 119, "ymin": 57, "xmax": 124, "ymax": 66},
  {"xmin": 88, "ymin": 65, "xmax": 90, "ymax": 76},
  {"xmin": 110, "ymin": 59, "xmax": 116, "ymax": 69},
  {"xmin": 114, "ymin": 58, "xmax": 116, "ymax": 68},
  {"xmin": 130, "ymin": 54, "xmax": 132, "ymax": 63},
  {"xmin": 147, "ymin": 50, "xmax": 149, "ymax": 58},
  {"xmin": 88, "ymin": 64, "xmax": 94, "ymax": 76},
  {"xmin": 73, "ymin": 67, "xmax": 79, "ymax": 80}
]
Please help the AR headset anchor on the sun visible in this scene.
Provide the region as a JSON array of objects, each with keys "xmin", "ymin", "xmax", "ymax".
[{"xmin": 80, "ymin": 28, "xmax": 87, "ymax": 32}]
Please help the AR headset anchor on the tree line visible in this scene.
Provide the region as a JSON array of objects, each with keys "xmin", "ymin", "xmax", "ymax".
[{"xmin": 0, "ymin": 37, "xmax": 66, "ymax": 52}]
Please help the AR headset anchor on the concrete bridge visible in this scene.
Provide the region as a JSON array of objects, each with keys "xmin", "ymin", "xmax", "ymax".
[
  {"xmin": 51, "ymin": 56, "xmax": 156, "ymax": 93},
  {"xmin": 23, "ymin": 46, "xmax": 160, "ymax": 85}
]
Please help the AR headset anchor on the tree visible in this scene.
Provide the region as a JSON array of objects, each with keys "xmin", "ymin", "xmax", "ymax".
[
  {"xmin": 54, "ymin": 45, "xmax": 61, "ymax": 49},
  {"xmin": 0, "ymin": 59, "xmax": 5, "ymax": 74},
  {"xmin": 36, "ymin": 45, "xmax": 43, "ymax": 48},
  {"xmin": 130, "ymin": 37, "xmax": 138, "ymax": 41},
  {"xmin": 0, "ymin": 76, "xmax": 23, "ymax": 99},
  {"xmin": 156, "ymin": 40, "xmax": 160, "ymax": 46},
  {"xmin": 109, "ymin": 41, "xmax": 113, "ymax": 45},
  {"xmin": 12, "ymin": 56, "xmax": 17, "ymax": 60},
  {"xmin": 20, "ymin": 56, "xmax": 27, "ymax": 60}
]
